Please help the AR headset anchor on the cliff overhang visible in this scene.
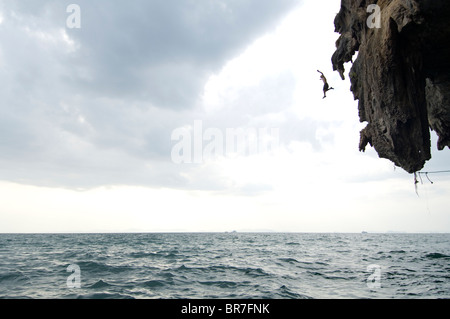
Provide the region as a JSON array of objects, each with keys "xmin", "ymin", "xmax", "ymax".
[{"xmin": 332, "ymin": 0, "xmax": 450, "ymax": 173}]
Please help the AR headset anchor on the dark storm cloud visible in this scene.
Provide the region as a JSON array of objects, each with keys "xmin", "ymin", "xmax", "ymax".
[{"xmin": 63, "ymin": 0, "xmax": 300, "ymax": 108}]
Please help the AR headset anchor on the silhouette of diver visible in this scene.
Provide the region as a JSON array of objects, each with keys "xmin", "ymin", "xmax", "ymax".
[{"xmin": 317, "ymin": 70, "xmax": 334, "ymax": 99}]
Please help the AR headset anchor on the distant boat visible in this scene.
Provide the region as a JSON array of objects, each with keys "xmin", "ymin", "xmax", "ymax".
[{"xmin": 362, "ymin": 231, "xmax": 368, "ymax": 234}]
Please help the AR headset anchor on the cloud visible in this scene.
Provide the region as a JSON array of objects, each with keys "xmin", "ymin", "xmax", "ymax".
[
  {"xmin": 63, "ymin": 0, "xmax": 301, "ymax": 107},
  {"xmin": 0, "ymin": 0, "xmax": 301, "ymax": 189}
]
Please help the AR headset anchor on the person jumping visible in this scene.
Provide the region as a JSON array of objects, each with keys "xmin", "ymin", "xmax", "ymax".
[{"xmin": 317, "ymin": 70, "xmax": 334, "ymax": 99}]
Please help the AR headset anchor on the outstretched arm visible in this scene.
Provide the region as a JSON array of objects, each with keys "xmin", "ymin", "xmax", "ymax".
[{"xmin": 317, "ymin": 70, "xmax": 327, "ymax": 82}]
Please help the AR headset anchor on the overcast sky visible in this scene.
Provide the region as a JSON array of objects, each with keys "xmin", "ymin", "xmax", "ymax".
[{"xmin": 1, "ymin": 0, "xmax": 449, "ymax": 233}]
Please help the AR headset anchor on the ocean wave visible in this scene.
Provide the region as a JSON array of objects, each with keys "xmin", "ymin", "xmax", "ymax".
[
  {"xmin": 425, "ymin": 253, "xmax": 449, "ymax": 259},
  {"xmin": 1, "ymin": 233, "xmax": 449, "ymax": 299},
  {"xmin": 275, "ymin": 285, "xmax": 312, "ymax": 299},
  {"xmin": 198, "ymin": 280, "xmax": 238, "ymax": 288},
  {"xmin": 76, "ymin": 261, "xmax": 133, "ymax": 274},
  {"xmin": 172, "ymin": 264, "xmax": 272, "ymax": 278},
  {"xmin": 76, "ymin": 292, "xmax": 135, "ymax": 299},
  {"xmin": 87, "ymin": 279, "xmax": 114, "ymax": 289},
  {"xmin": 141, "ymin": 280, "xmax": 167, "ymax": 288},
  {"xmin": 0, "ymin": 271, "xmax": 31, "ymax": 284},
  {"xmin": 389, "ymin": 250, "xmax": 407, "ymax": 254},
  {"xmin": 278, "ymin": 257, "xmax": 300, "ymax": 264},
  {"xmin": 127, "ymin": 251, "xmax": 159, "ymax": 259}
]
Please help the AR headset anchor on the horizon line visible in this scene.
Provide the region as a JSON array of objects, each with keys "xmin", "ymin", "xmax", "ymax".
[{"xmin": 1, "ymin": 230, "xmax": 449, "ymax": 235}]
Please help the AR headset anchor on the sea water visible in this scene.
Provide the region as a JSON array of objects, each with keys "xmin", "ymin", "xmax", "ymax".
[{"xmin": 0, "ymin": 233, "xmax": 448, "ymax": 299}]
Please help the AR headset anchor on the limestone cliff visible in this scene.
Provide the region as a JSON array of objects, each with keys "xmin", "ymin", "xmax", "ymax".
[{"xmin": 331, "ymin": 0, "xmax": 450, "ymax": 173}]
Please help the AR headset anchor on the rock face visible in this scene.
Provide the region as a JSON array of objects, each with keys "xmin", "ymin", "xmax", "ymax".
[{"xmin": 332, "ymin": 0, "xmax": 450, "ymax": 173}]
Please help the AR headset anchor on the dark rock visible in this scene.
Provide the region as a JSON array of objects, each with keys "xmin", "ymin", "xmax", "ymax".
[{"xmin": 332, "ymin": 0, "xmax": 450, "ymax": 173}]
